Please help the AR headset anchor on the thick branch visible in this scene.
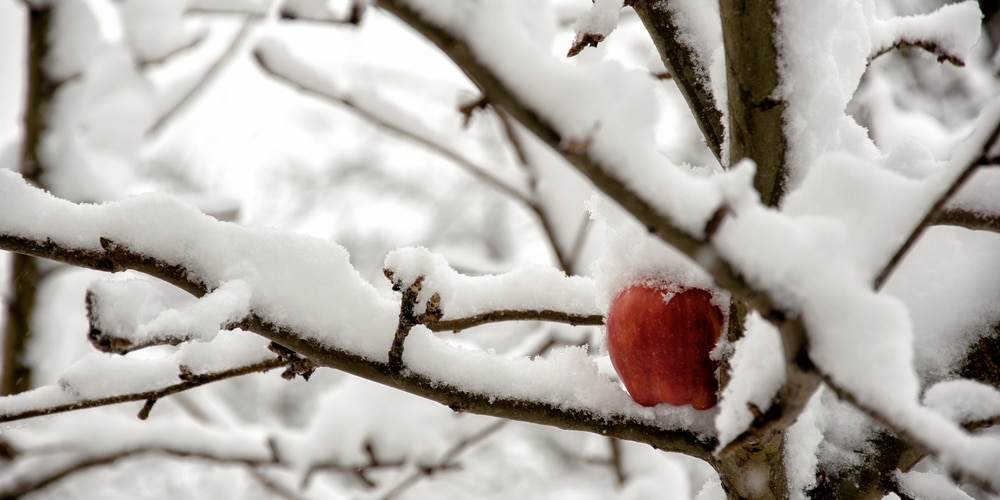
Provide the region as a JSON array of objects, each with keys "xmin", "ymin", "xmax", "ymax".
[{"xmin": 719, "ymin": 0, "xmax": 788, "ymax": 206}]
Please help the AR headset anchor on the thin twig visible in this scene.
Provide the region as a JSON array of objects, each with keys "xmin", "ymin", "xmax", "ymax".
[
  {"xmin": 0, "ymin": 446, "xmax": 279, "ymax": 498},
  {"xmin": 0, "ymin": 357, "xmax": 285, "ymax": 423},
  {"xmin": 379, "ymin": 420, "xmax": 507, "ymax": 500},
  {"xmin": 146, "ymin": 15, "xmax": 258, "ymax": 138},
  {"xmin": 253, "ymin": 48, "xmax": 529, "ymax": 205},
  {"xmin": 425, "ymin": 309, "xmax": 604, "ymax": 333}
]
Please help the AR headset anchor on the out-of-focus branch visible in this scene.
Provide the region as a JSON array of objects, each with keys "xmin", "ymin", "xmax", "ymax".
[
  {"xmin": 0, "ymin": 445, "xmax": 279, "ymax": 499},
  {"xmin": 0, "ymin": 357, "xmax": 285, "ymax": 423},
  {"xmin": 146, "ymin": 15, "xmax": 258, "ymax": 138},
  {"xmin": 379, "ymin": 420, "xmax": 506, "ymax": 500},
  {"xmin": 303, "ymin": 441, "xmax": 406, "ymax": 488},
  {"xmin": 252, "ymin": 47, "xmax": 528, "ymax": 207}
]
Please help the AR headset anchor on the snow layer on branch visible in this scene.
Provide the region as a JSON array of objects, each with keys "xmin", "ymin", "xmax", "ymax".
[
  {"xmin": 868, "ymin": 1, "xmax": 982, "ymax": 65},
  {"xmin": 0, "ymin": 169, "xmax": 399, "ymax": 361},
  {"xmin": 89, "ymin": 277, "xmax": 251, "ymax": 347},
  {"xmin": 123, "ymin": 0, "xmax": 206, "ymax": 64},
  {"xmin": 403, "ymin": 326, "xmax": 715, "ymax": 436},
  {"xmin": 775, "ymin": 0, "xmax": 881, "ymax": 183},
  {"xmin": 401, "ymin": 0, "xmax": 751, "ymax": 237},
  {"xmin": 923, "ymin": 379, "xmax": 1000, "ymax": 425},
  {"xmin": 715, "ymin": 313, "xmax": 784, "ymax": 446},
  {"xmin": 571, "ymin": 0, "xmax": 623, "ymax": 43},
  {"xmin": 895, "ymin": 470, "xmax": 975, "ymax": 500},
  {"xmin": 385, "ymin": 247, "xmax": 600, "ymax": 318},
  {"xmin": 0, "ymin": 330, "xmax": 271, "ymax": 417}
]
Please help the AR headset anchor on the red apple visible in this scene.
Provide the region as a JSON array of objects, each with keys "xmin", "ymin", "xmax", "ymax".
[{"xmin": 606, "ymin": 284, "xmax": 724, "ymax": 410}]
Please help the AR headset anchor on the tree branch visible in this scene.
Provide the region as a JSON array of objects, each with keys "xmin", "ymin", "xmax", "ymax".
[
  {"xmin": 631, "ymin": 1, "xmax": 725, "ymax": 163},
  {"xmin": 932, "ymin": 207, "xmax": 1000, "ymax": 234},
  {"xmin": 875, "ymin": 115, "xmax": 1000, "ymax": 289},
  {"xmin": 0, "ymin": 229, "xmax": 715, "ymax": 460},
  {"xmin": 424, "ymin": 309, "xmax": 604, "ymax": 333}
]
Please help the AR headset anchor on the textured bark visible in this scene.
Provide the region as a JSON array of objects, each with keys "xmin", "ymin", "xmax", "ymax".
[{"xmin": 719, "ymin": 0, "xmax": 788, "ymax": 207}]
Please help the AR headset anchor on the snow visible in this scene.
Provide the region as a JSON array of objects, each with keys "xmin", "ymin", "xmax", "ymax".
[
  {"xmin": 122, "ymin": 0, "xmax": 206, "ymax": 64},
  {"xmin": 896, "ymin": 469, "xmax": 975, "ymax": 500},
  {"xmin": 714, "ymin": 313, "xmax": 785, "ymax": 447},
  {"xmin": 384, "ymin": 246, "xmax": 600, "ymax": 319},
  {"xmin": 923, "ymin": 379, "xmax": 1000, "ymax": 424},
  {"xmin": 0, "ymin": 169, "xmax": 400, "ymax": 361},
  {"xmin": 571, "ymin": 0, "xmax": 623, "ymax": 50},
  {"xmin": 89, "ymin": 276, "xmax": 251, "ymax": 348}
]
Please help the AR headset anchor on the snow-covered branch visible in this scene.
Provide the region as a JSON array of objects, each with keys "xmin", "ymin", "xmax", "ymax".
[
  {"xmin": 0, "ymin": 171, "xmax": 715, "ymax": 461},
  {"xmin": 868, "ymin": 1, "xmax": 982, "ymax": 67}
]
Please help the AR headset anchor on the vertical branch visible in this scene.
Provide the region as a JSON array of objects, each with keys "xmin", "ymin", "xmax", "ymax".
[
  {"xmin": 3, "ymin": 4, "xmax": 56, "ymax": 395},
  {"xmin": 719, "ymin": 0, "xmax": 788, "ymax": 207}
]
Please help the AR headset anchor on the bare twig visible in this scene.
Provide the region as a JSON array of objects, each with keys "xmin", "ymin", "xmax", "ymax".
[
  {"xmin": 0, "ymin": 357, "xmax": 285, "ymax": 423},
  {"xmin": 869, "ymin": 39, "xmax": 967, "ymax": 67},
  {"xmin": 425, "ymin": 309, "xmax": 604, "ymax": 333},
  {"xmin": 379, "ymin": 420, "xmax": 506, "ymax": 500},
  {"xmin": 0, "ymin": 446, "xmax": 279, "ymax": 498}
]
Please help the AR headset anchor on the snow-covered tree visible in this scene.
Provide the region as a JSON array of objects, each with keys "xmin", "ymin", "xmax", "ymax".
[{"xmin": 2, "ymin": 0, "xmax": 1000, "ymax": 498}]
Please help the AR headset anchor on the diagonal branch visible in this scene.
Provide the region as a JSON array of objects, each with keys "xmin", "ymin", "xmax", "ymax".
[
  {"xmin": 631, "ymin": 1, "xmax": 725, "ymax": 162},
  {"xmin": 875, "ymin": 116, "xmax": 1000, "ymax": 289}
]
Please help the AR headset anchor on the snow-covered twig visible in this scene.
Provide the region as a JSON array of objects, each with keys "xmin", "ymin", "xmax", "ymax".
[
  {"xmin": 0, "ymin": 177, "xmax": 715, "ymax": 461},
  {"xmin": 378, "ymin": 420, "xmax": 506, "ymax": 500}
]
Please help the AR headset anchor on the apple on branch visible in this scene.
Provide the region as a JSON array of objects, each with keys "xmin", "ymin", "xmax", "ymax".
[{"xmin": 606, "ymin": 284, "xmax": 725, "ymax": 410}]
